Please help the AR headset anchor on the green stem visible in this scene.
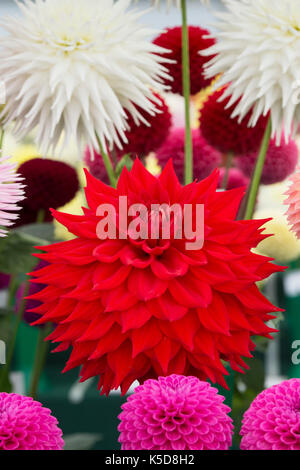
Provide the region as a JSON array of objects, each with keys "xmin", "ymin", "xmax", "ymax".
[
  {"xmin": 181, "ymin": 0, "xmax": 193, "ymax": 185},
  {"xmin": 28, "ymin": 323, "xmax": 52, "ymax": 399},
  {"xmin": 221, "ymin": 152, "xmax": 234, "ymax": 190},
  {"xmin": 95, "ymin": 134, "xmax": 117, "ymax": 187},
  {"xmin": 36, "ymin": 209, "xmax": 45, "ymax": 224},
  {"xmin": 0, "ymin": 282, "xmax": 29, "ymax": 390},
  {"xmin": 6, "ymin": 274, "xmax": 17, "ymax": 309},
  {"xmin": 244, "ymin": 118, "xmax": 272, "ymax": 220}
]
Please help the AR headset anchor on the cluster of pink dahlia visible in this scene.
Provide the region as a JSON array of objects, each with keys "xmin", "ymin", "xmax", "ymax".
[
  {"xmin": 237, "ymin": 136, "xmax": 298, "ymax": 185},
  {"xmin": 28, "ymin": 161, "xmax": 282, "ymax": 395},
  {"xmin": 241, "ymin": 379, "xmax": 300, "ymax": 450},
  {"xmin": 0, "ymin": 393, "xmax": 64, "ymax": 450},
  {"xmin": 156, "ymin": 128, "xmax": 221, "ymax": 183},
  {"xmin": 118, "ymin": 375, "xmax": 233, "ymax": 450}
]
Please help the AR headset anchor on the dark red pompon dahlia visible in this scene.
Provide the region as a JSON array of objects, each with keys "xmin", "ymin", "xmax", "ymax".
[
  {"xmin": 117, "ymin": 92, "xmax": 172, "ymax": 158},
  {"xmin": 153, "ymin": 26, "xmax": 216, "ymax": 95},
  {"xmin": 200, "ymin": 88, "xmax": 269, "ymax": 155},
  {"xmin": 29, "ymin": 160, "xmax": 283, "ymax": 395},
  {"xmin": 85, "ymin": 93, "xmax": 172, "ymax": 175},
  {"xmin": 15, "ymin": 158, "xmax": 79, "ymax": 226}
]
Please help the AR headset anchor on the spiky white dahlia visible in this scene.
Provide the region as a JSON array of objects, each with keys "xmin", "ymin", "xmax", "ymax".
[
  {"xmin": 202, "ymin": 0, "xmax": 300, "ymax": 143},
  {"xmin": 0, "ymin": 156, "xmax": 25, "ymax": 237},
  {"xmin": 0, "ymin": 0, "xmax": 170, "ymax": 154}
]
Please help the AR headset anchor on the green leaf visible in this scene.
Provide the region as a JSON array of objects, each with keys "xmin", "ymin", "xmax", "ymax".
[
  {"xmin": 14, "ymin": 223, "xmax": 55, "ymax": 245},
  {"xmin": 0, "ymin": 232, "xmax": 38, "ymax": 275},
  {"xmin": 63, "ymin": 433, "xmax": 102, "ymax": 451},
  {"xmin": 0, "ymin": 370, "xmax": 12, "ymax": 393},
  {"xmin": 241, "ymin": 357, "xmax": 265, "ymax": 392}
]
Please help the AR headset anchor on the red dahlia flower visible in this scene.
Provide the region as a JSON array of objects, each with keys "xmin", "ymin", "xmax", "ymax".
[
  {"xmin": 153, "ymin": 26, "xmax": 216, "ymax": 96},
  {"xmin": 29, "ymin": 161, "xmax": 283, "ymax": 395}
]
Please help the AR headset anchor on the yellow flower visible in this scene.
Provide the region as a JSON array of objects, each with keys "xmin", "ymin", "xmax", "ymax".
[
  {"xmin": 145, "ymin": 154, "xmax": 161, "ymax": 176},
  {"xmin": 193, "ymin": 85, "xmax": 213, "ymax": 129},
  {"xmin": 254, "ymin": 209, "xmax": 300, "ymax": 264},
  {"xmin": 12, "ymin": 144, "xmax": 41, "ymax": 166}
]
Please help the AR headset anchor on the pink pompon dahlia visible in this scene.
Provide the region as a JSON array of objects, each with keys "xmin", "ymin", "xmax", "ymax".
[
  {"xmin": 0, "ymin": 393, "xmax": 64, "ymax": 450},
  {"xmin": 29, "ymin": 160, "xmax": 283, "ymax": 395},
  {"xmin": 153, "ymin": 26, "xmax": 216, "ymax": 96},
  {"xmin": 0, "ymin": 156, "xmax": 25, "ymax": 236},
  {"xmin": 285, "ymin": 167, "xmax": 300, "ymax": 240},
  {"xmin": 240, "ymin": 379, "xmax": 300, "ymax": 450},
  {"xmin": 156, "ymin": 128, "xmax": 221, "ymax": 184},
  {"xmin": 237, "ymin": 135, "xmax": 298, "ymax": 185},
  {"xmin": 118, "ymin": 375, "xmax": 233, "ymax": 450}
]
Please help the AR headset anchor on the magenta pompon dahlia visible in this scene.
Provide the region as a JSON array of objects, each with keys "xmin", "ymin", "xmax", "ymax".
[
  {"xmin": 156, "ymin": 128, "xmax": 221, "ymax": 184},
  {"xmin": 0, "ymin": 393, "xmax": 64, "ymax": 450},
  {"xmin": 118, "ymin": 375, "xmax": 233, "ymax": 450},
  {"xmin": 240, "ymin": 379, "xmax": 300, "ymax": 450},
  {"xmin": 237, "ymin": 135, "xmax": 298, "ymax": 185},
  {"xmin": 28, "ymin": 160, "xmax": 283, "ymax": 395}
]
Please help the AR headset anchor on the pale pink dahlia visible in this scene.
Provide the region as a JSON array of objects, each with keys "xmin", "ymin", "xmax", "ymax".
[
  {"xmin": 0, "ymin": 156, "xmax": 25, "ymax": 236},
  {"xmin": 118, "ymin": 375, "xmax": 233, "ymax": 450},
  {"xmin": 240, "ymin": 379, "xmax": 300, "ymax": 450},
  {"xmin": 285, "ymin": 168, "xmax": 300, "ymax": 240},
  {"xmin": 0, "ymin": 393, "xmax": 64, "ymax": 450}
]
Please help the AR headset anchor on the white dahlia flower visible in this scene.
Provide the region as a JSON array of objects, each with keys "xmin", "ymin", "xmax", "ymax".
[
  {"xmin": 0, "ymin": 156, "xmax": 25, "ymax": 237},
  {"xmin": 0, "ymin": 0, "xmax": 170, "ymax": 154},
  {"xmin": 202, "ymin": 0, "xmax": 300, "ymax": 143}
]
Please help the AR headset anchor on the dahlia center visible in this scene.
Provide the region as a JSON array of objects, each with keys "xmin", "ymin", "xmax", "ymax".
[{"xmin": 55, "ymin": 35, "xmax": 93, "ymax": 52}]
